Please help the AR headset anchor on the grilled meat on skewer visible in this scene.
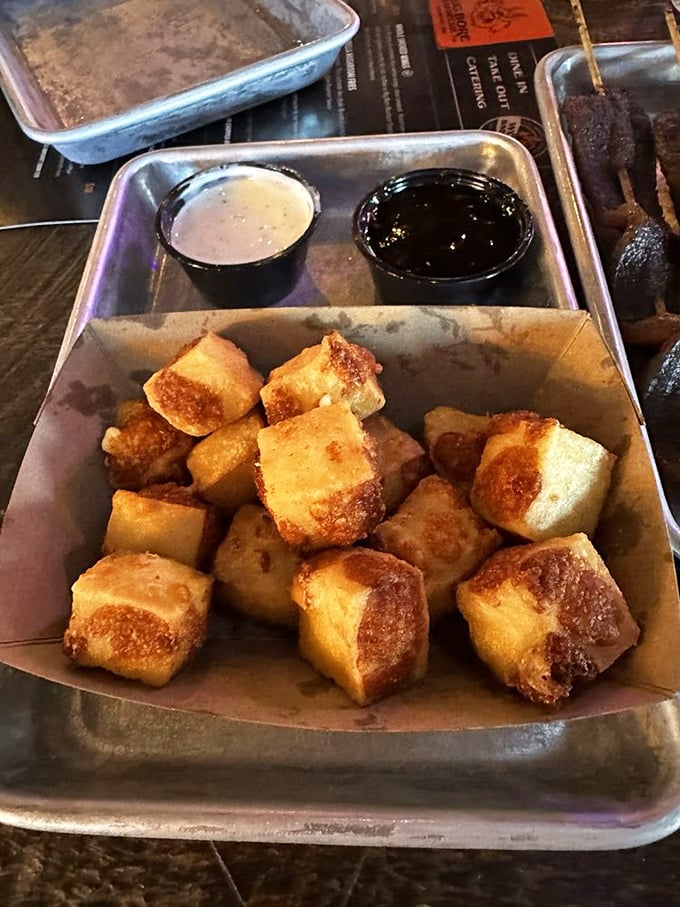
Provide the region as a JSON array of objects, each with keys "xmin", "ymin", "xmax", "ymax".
[
  {"xmin": 562, "ymin": 88, "xmax": 680, "ymax": 343},
  {"xmin": 629, "ymin": 103, "xmax": 664, "ymax": 220},
  {"xmin": 609, "ymin": 206, "xmax": 674, "ymax": 323},
  {"xmin": 640, "ymin": 335, "xmax": 680, "ymax": 521},
  {"xmin": 562, "ymin": 89, "xmax": 661, "ymax": 222}
]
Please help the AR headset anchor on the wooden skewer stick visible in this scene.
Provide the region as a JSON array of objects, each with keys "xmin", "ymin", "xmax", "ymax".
[
  {"xmin": 665, "ymin": 5, "xmax": 680, "ymax": 63},
  {"xmin": 569, "ymin": 0, "xmax": 605, "ymax": 94},
  {"xmin": 658, "ymin": 6, "xmax": 680, "ymax": 237},
  {"xmin": 569, "ymin": 0, "xmax": 637, "ymax": 208}
]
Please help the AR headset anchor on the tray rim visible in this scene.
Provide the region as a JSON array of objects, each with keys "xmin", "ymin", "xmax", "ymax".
[
  {"xmin": 0, "ymin": 0, "xmax": 360, "ymax": 144},
  {"xmin": 534, "ymin": 39, "xmax": 680, "ymax": 555}
]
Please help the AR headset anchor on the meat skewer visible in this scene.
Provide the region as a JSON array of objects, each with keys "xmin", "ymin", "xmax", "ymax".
[
  {"xmin": 568, "ymin": 0, "xmax": 636, "ymax": 209},
  {"xmin": 640, "ymin": 334, "xmax": 680, "ymax": 517},
  {"xmin": 563, "ymin": 0, "xmax": 680, "ymax": 338},
  {"xmin": 665, "ymin": 4, "xmax": 680, "ymax": 61}
]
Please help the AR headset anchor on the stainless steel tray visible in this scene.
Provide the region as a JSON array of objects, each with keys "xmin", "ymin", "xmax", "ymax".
[
  {"xmin": 0, "ymin": 0, "xmax": 359, "ymax": 164},
  {"xmin": 54, "ymin": 130, "xmax": 577, "ymax": 382},
  {"xmin": 6, "ymin": 131, "xmax": 680, "ymax": 849},
  {"xmin": 535, "ymin": 41, "xmax": 680, "ymax": 555},
  {"xmin": 1, "ymin": 660, "xmax": 680, "ymax": 848}
]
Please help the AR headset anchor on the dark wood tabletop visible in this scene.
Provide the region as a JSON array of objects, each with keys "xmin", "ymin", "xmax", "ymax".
[{"xmin": 1, "ymin": 1, "xmax": 679, "ymax": 904}]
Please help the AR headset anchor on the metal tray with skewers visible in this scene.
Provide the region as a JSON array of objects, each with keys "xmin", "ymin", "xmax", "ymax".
[{"xmin": 535, "ymin": 38, "xmax": 680, "ymax": 554}]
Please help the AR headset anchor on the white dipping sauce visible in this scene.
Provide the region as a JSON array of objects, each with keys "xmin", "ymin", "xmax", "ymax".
[{"xmin": 170, "ymin": 165, "xmax": 315, "ymax": 265}]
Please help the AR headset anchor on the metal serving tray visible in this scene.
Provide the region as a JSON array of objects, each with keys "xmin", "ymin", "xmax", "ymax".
[
  {"xmin": 1, "ymin": 661, "xmax": 680, "ymax": 849},
  {"xmin": 54, "ymin": 130, "xmax": 577, "ymax": 381},
  {"xmin": 0, "ymin": 0, "xmax": 359, "ymax": 164},
  {"xmin": 5, "ymin": 130, "xmax": 678, "ymax": 850},
  {"xmin": 535, "ymin": 42, "xmax": 680, "ymax": 555}
]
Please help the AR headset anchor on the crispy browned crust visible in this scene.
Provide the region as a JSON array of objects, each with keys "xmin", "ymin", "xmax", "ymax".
[
  {"xmin": 137, "ymin": 482, "xmax": 208, "ymax": 508},
  {"xmin": 471, "ymin": 412, "xmax": 554, "ymax": 523},
  {"xmin": 261, "ymin": 385, "xmax": 296, "ymax": 425},
  {"xmin": 295, "ymin": 547, "xmax": 428, "ymax": 705},
  {"xmin": 267, "ymin": 479, "xmax": 385, "ymax": 551},
  {"xmin": 350, "ymin": 551, "xmax": 428, "ymax": 704},
  {"xmin": 516, "ymin": 633, "xmax": 599, "ymax": 706},
  {"xmin": 466, "ymin": 542, "xmax": 638, "ymax": 705},
  {"xmin": 149, "ymin": 371, "xmax": 224, "ymax": 436},
  {"xmin": 103, "ymin": 399, "xmax": 193, "ymax": 490},
  {"xmin": 63, "ymin": 603, "xmax": 207, "ymax": 687},
  {"xmin": 430, "ymin": 429, "xmax": 487, "ymax": 490},
  {"xmin": 472, "ymin": 444, "xmax": 542, "ymax": 523},
  {"xmin": 325, "ymin": 330, "xmax": 383, "ymax": 384},
  {"xmin": 487, "ymin": 410, "xmax": 548, "ymax": 437}
]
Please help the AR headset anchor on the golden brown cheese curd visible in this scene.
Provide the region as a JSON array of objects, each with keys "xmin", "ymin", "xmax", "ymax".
[
  {"xmin": 470, "ymin": 410, "xmax": 615, "ymax": 541},
  {"xmin": 101, "ymin": 399, "xmax": 193, "ymax": 490},
  {"xmin": 186, "ymin": 409, "xmax": 264, "ymax": 514},
  {"xmin": 212, "ymin": 504, "xmax": 301, "ymax": 627},
  {"xmin": 260, "ymin": 330, "xmax": 385, "ymax": 424},
  {"xmin": 144, "ymin": 331, "xmax": 263, "ymax": 436},
  {"xmin": 64, "ymin": 551, "xmax": 213, "ymax": 687},
  {"xmin": 422, "ymin": 405, "xmax": 489, "ymax": 493},
  {"xmin": 370, "ymin": 474, "xmax": 502, "ymax": 622},
  {"xmin": 255, "ymin": 401, "xmax": 385, "ymax": 551},
  {"xmin": 292, "ymin": 547, "xmax": 429, "ymax": 706},
  {"xmin": 363, "ymin": 413, "xmax": 432, "ymax": 514},
  {"xmin": 103, "ymin": 483, "xmax": 220, "ymax": 571},
  {"xmin": 457, "ymin": 533, "xmax": 640, "ymax": 705}
]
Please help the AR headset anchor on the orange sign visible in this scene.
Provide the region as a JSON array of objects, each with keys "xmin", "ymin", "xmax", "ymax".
[{"xmin": 429, "ymin": 0, "xmax": 554, "ymax": 49}]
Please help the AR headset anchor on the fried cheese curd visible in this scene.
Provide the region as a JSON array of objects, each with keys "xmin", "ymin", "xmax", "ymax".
[
  {"xmin": 363, "ymin": 413, "xmax": 432, "ymax": 514},
  {"xmin": 457, "ymin": 534, "xmax": 640, "ymax": 705},
  {"xmin": 423, "ymin": 406, "xmax": 490, "ymax": 493},
  {"xmin": 64, "ymin": 552, "xmax": 213, "ymax": 687},
  {"xmin": 186, "ymin": 409, "xmax": 264, "ymax": 513},
  {"xmin": 260, "ymin": 330, "xmax": 385, "ymax": 424},
  {"xmin": 255, "ymin": 401, "xmax": 385, "ymax": 551},
  {"xmin": 144, "ymin": 331, "xmax": 264, "ymax": 436},
  {"xmin": 103, "ymin": 483, "xmax": 221, "ymax": 571},
  {"xmin": 101, "ymin": 399, "xmax": 194, "ymax": 491},
  {"xmin": 212, "ymin": 503, "xmax": 301, "ymax": 627},
  {"xmin": 470, "ymin": 410, "xmax": 616, "ymax": 541},
  {"xmin": 370, "ymin": 475, "xmax": 502, "ymax": 623},
  {"xmin": 292, "ymin": 547, "xmax": 429, "ymax": 706}
]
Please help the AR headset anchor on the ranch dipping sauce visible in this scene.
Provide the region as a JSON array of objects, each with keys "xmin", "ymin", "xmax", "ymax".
[{"xmin": 169, "ymin": 164, "xmax": 317, "ymax": 266}]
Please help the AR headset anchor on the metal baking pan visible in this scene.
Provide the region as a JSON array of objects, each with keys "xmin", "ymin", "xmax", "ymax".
[
  {"xmin": 0, "ymin": 0, "xmax": 360, "ymax": 165},
  {"xmin": 54, "ymin": 130, "xmax": 578, "ymax": 382},
  {"xmin": 535, "ymin": 41, "xmax": 680, "ymax": 555}
]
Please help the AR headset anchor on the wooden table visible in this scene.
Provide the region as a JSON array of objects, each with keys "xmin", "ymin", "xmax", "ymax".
[{"xmin": 0, "ymin": 2, "xmax": 678, "ymax": 903}]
